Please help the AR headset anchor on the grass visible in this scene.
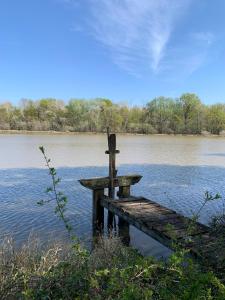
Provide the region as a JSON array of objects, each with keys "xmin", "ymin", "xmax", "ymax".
[{"xmin": 0, "ymin": 234, "xmax": 224, "ymax": 300}]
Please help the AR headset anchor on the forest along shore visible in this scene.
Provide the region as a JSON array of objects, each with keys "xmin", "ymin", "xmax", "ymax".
[{"xmin": 1, "ymin": 93, "xmax": 225, "ymax": 135}]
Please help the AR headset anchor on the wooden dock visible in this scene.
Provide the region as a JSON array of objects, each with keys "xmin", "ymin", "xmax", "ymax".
[
  {"xmin": 101, "ymin": 196, "xmax": 211, "ymax": 256},
  {"xmin": 79, "ymin": 131, "xmax": 218, "ymax": 267}
]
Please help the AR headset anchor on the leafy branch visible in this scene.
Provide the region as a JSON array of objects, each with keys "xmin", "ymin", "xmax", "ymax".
[
  {"xmin": 192, "ymin": 191, "xmax": 221, "ymax": 222},
  {"xmin": 38, "ymin": 146, "xmax": 72, "ymax": 236}
]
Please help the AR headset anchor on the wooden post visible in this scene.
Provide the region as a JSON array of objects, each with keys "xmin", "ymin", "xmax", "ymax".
[
  {"xmin": 117, "ymin": 186, "xmax": 130, "ymax": 198},
  {"xmin": 118, "ymin": 186, "xmax": 130, "ymax": 245},
  {"xmin": 92, "ymin": 189, "xmax": 104, "ymax": 238},
  {"xmin": 105, "ymin": 130, "xmax": 120, "ymax": 230}
]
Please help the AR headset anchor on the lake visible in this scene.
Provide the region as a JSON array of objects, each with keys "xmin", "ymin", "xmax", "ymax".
[{"xmin": 0, "ymin": 133, "xmax": 225, "ymax": 257}]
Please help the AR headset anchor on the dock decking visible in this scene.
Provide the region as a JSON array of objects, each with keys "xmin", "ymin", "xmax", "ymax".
[{"xmin": 101, "ymin": 196, "xmax": 212, "ymax": 257}]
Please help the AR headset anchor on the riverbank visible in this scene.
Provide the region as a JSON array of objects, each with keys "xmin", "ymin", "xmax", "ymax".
[{"xmin": 0, "ymin": 129, "xmax": 223, "ymax": 137}]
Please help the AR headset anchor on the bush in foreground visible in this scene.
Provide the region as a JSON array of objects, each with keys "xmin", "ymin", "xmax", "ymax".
[{"xmin": 0, "ymin": 235, "xmax": 224, "ymax": 300}]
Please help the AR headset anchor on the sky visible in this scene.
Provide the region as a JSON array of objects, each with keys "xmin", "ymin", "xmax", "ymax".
[{"xmin": 0, "ymin": 0, "xmax": 225, "ymax": 106}]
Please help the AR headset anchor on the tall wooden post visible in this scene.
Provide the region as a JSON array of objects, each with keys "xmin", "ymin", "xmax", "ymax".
[
  {"xmin": 118, "ymin": 186, "xmax": 130, "ymax": 245},
  {"xmin": 79, "ymin": 132, "xmax": 141, "ymax": 247},
  {"xmin": 105, "ymin": 130, "xmax": 119, "ymax": 230}
]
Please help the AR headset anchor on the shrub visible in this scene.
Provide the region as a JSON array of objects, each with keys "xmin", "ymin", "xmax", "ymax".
[{"xmin": 0, "ymin": 235, "xmax": 224, "ymax": 299}]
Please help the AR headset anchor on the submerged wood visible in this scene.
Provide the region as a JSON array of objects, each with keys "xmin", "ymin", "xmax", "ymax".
[{"xmin": 79, "ymin": 174, "xmax": 142, "ymax": 190}]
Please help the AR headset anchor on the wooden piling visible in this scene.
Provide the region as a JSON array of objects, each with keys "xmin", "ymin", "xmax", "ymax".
[
  {"xmin": 106, "ymin": 131, "xmax": 119, "ymax": 230},
  {"xmin": 117, "ymin": 186, "xmax": 130, "ymax": 245},
  {"xmin": 80, "ymin": 174, "xmax": 141, "ymax": 244},
  {"xmin": 92, "ymin": 189, "xmax": 104, "ymax": 237}
]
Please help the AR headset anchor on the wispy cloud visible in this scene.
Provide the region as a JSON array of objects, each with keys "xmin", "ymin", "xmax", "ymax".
[
  {"xmin": 87, "ymin": 0, "xmax": 191, "ymax": 73},
  {"xmin": 165, "ymin": 31, "xmax": 216, "ymax": 78},
  {"xmin": 60, "ymin": 0, "xmax": 217, "ymax": 78}
]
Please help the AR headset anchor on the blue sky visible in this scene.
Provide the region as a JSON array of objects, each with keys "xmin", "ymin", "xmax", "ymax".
[{"xmin": 0, "ymin": 0, "xmax": 225, "ymax": 105}]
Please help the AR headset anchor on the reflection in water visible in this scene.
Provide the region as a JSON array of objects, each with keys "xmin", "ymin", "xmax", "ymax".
[{"xmin": 0, "ymin": 134, "xmax": 225, "ymax": 257}]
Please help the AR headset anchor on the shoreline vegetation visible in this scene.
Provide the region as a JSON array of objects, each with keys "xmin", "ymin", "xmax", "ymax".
[
  {"xmin": 0, "ymin": 129, "xmax": 225, "ymax": 137},
  {"xmin": 1, "ymin": 93, "xmax": 225, "ymax": 135},
  {"xmin": 0, "ymin": 235, "xmax": 224, "ymax": 300}
]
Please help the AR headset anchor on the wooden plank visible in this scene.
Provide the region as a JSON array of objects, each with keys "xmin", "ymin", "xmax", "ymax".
[
  {"xmin": 100, "ymin": 197, "xmax": 172, "ymax": 247},
  {"xmin": 113, "ymin": 198, "xmax": 175, "ymax": 211},
  {"xmin": 108, "ymin": 200, "xmax": 176, "ymax": 216},
  {"xmin": 79, "ymin": 174, "xmax": 142, "ymax": 190},
  {"xmin": 141, "ymin": 213, "xmax": 185, "ymax": 224}
]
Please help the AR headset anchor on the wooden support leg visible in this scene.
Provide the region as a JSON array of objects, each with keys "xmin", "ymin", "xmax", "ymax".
[
  {"xmin": 118, "ymin": 218, "xmax": 130, "ymax": 246},
  {"xmin": 107, "ymin": 211, "xmax": 114, "ymax": 233},
  {"xmin": 117, "ymin": 186, "xmax": 130, "ymax": 245},
  {"xmin": 92, "ymin": 189, "xmax": 104, "ymax": 239},
  {"xmin": 117, "ymin": 186, "xmax": 130, "ymax": 198}
]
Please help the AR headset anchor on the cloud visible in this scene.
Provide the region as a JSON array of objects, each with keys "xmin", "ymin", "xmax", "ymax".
[
  {"xmin": 158, "ymin": 31, "xmax": 216, "ymax": 82},
  {"xmin": 87, "ymin": 0, "xmax": 191, "ymax": 73},
  {"xmin": 60, "ymin": 0, "xmax": 217, "ymax": 78}
]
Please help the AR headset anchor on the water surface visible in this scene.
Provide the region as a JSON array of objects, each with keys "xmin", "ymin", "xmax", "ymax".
[{"xmin": 1, "ymin": 134, "xmax": 225, "ymax": 257}]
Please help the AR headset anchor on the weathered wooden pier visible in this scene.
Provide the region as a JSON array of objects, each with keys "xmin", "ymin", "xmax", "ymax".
[{"xmin": 79, "ymin": 132, "xmax": 217, "ymax": 262}]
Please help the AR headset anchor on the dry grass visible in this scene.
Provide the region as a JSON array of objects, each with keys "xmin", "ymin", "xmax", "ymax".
[
  {"xmin": 0, "ymin": 234, "xmax": 71, "ymax": 299},
  {"xmin": 0, "ymin": 233, "xmax": 224, "ymax": 299},
  {"xmin": 0, "ymin": 234, "xmax": 130, "ymax": 299},
  {"xmin": 89, "ymin": 235, "xmax": 139, "ymax": 270}
]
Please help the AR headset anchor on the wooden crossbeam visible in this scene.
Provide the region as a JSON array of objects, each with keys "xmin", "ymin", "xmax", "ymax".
[{"xmin": 79, "ymin": 175, "xmax": 142, "ymax": 190}]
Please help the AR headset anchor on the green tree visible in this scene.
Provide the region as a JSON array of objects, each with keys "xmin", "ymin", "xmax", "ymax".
[
  {"xmin": 169, "ymin": 100, "xmax": 183, "ymax": 134},
  {"xmin": 127, "ymin": 106, "xmax": 147, "ymax": 133},
  {"xmin": 118, "ymin": 105, "xmax": 129, "ymax": 132},
  {"xmin": 206, "ymin": 104, "xmax": 225, "ymax": 134},
  {"xmin": 36, "ymin": 98, "xmax": 65, "ymax": 130},
  {"xmin": 95, "ymin": 98, "xmax": 122, "ymax": 132},
  {"xmin": 66, "ymin": 99, "xmax": 91, "ymax": 131},
  {"xmin": 145, "ymin": 97, "xmax": 174, "ymax": 133},
  {"xmin": 179, "ymin": 93, "xmax": 203, "ymax": 134},
  {"xmin": 0, "ymin": 102, "xmax": 11, "ymax": 129}
]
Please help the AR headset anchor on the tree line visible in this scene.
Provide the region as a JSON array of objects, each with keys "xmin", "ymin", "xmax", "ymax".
[{"xmin": 0, "ymin": 93, "xmax": 225, "ymax": 135}]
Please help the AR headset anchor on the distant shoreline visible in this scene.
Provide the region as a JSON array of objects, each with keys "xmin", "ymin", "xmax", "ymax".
[
  {"xmin": 0, "ymin": 129, "xmax": 223, "ymax": 137},
  {"xmin": 0, "ymin": 129, "xmax": 102, "ymax": 135}
]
